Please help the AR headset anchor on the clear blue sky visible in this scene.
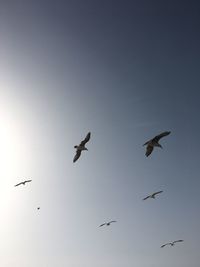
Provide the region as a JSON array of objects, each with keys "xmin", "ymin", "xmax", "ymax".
[{"xmin": 0, "ymin": 1, "xmax": 200, "ymax": 266}]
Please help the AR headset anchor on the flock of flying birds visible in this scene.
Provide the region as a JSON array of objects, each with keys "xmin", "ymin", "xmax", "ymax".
[{"xmin": 14, "ymin": 130, "xmax": 184, "ymax": 248}]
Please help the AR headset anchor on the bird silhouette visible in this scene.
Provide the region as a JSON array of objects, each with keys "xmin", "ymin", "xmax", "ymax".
[
  {"xmin": 161, "ymin": 240, "xmax": 184, "ymax": 248},
  {"xmin": 73, "ymin": 132, "xmax": 91, "ymax": 162},
  {"xmin": 143, "ymin": 131, "xmax": 171, "ymax": 157},
  {"xmin": 99, "ymin": 221, "xmax": 117, "ymax": 227},
  {"xmin": 143, "ymin": 191, "xmax": 163, "ymax": 200},
  {"xmin": 14, "ymin": 180, "xmax": 32, "ymax": 187}
]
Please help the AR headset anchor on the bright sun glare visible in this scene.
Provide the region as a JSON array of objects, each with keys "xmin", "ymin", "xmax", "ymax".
[{"xmin": 0, "ymin": 106, "xmax": 31, "ymax": 220}]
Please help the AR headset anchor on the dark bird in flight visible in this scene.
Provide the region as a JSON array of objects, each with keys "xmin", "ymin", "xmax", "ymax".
[
  {"xmin": 37, "ymin": 207, "xmax": 40, "ymax": 210},
  {"xmin": 143, "ymin": 131, "xmax": 171, "ymax": 157},
  {"xmin": 73, "ymin": 132, "xmax": 91, "ymax": 163},
  {"xmin": 14, "ymin": 180, "xmax": 32, "ymax": 187},
  {"xmin": 161, "ymin": 240, "xmax": 184, "ymax": 248},
  {"xmin": 143, "ymin": 191, "xmax": 163, "ymax": 201},
  {"xmin": 99, "ymin": 221, "xmax": 117, "ymax": 227}
]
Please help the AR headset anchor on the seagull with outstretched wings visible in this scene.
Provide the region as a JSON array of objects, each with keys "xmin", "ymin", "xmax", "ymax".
[
  {"xmin": 99, "ymin": 221, "xmax": 117, "ymax": 227},
  {"xmin": 161, "ymin": 240, "xmax": 184, "ymax": 248},
  {"xmin": 143, "ymin": 131, "xmax": 171, "ymax": 157},
  {"xmin": 73, "ymin": 132, "xmax": 91, "ymax": 163},
  {"xmin": 14, "ymin": 180, "xmax": 32, "ymax": 187},
  {"xmin": 143, "ymin": 191, "xmax": 163, "ymax": 200}
]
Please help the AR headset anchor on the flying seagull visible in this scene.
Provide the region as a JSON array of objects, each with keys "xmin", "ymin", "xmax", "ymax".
[
  {"xmin": 73, "ymin": 132, "xmax": 91, "ymax": 163},
  {"xmin": 143, "ymin": 131, "xmax": 171, "ymax": 157},
  {"xmin": 143, "ymin": 191, "xmax": 163, "ymax": 201},
  {"xmin": 161, "ymin": 240, "xmax": 184, "ymax": 248},
  {"xmin": 14, "ymin": 180, "xmax": 32, "ymax": 187},
  {"xmin": 99, "ymin": 221, "xmax": 117, "ymax": 227}
]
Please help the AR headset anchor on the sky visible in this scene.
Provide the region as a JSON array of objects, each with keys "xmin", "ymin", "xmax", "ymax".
[{"xmin": 0, "ymin": 0, "xmax": 200, "ymax": 266}]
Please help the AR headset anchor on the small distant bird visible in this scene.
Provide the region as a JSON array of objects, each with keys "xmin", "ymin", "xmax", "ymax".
[
  {"xmin": 99, "ymin": 221, "xmax": 117, "ymax": 227},
  {"xmin": 143, "ymin": 131, "xmax": 171, "ymax": 157},
  {"xmin": 161, "ymin": 240, "xmax": 184, "ymax": 248},
  {"xmin": 73, "ymin": 132, "xmax": 91, "ymax": 163},
  {"xmin": 143, "ymin": 191, "xmax": 163, "ymax": 201},
  {"xmin": 14, "ymin": 180, "xmax": 32, "ymax": 187},
  {"xmin": 37, "ymin": 207, "xmax": 40, "ymax": 210}
]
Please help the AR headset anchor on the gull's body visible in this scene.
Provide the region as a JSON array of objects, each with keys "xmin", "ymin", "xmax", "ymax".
[
  {"xmin": 161, "ymin": 240, "xmax": 184, "ymax": 248},
  {"xmin": 143, "ymin": 131, "xmax": 171, "ymax": 157},
  {"xmin": 143, "ymin": 191, "xmax": 163, "ymax": 201},
  {"xmin": 73, "ymin": 132, "xmax": 91, "ymax": 163},
  {"xmin": 14, "ymin": 180, "xmax": 32, "ymax": 187},
  {"xmin": 99, "ymin": 221, "xmax": 117, "ymax": 227}
]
